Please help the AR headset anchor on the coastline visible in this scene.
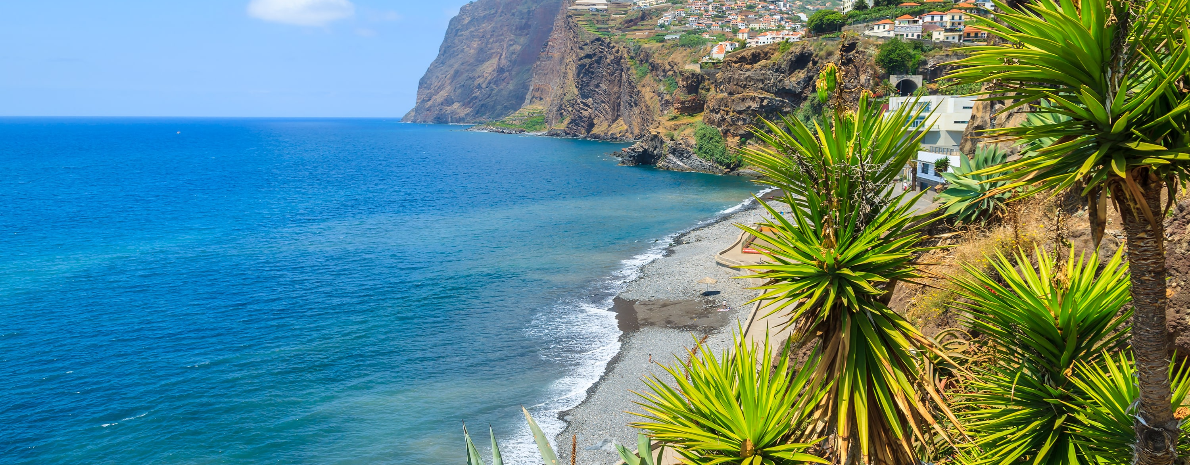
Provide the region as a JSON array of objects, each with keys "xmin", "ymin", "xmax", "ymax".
[{"xmin": 552, "ymin": 191, "xmax": 784, "ymax": 465}]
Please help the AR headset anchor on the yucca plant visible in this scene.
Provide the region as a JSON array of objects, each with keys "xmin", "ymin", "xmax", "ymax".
[
  {"xmin": 734, "ymin": 70, "xmax": 960, "ymax": 464},
  {"xmin": 1070, "ymin": 354, "xmax": 1190, "ymax": 464},
  {"xmin": 949, "ymin": 247, "xmax": 1132, "ymax": 464},
  {"xmin": 631, "ymin": 330, "xmax": 827, "ymax": 465},
  {"xmin": 946, "ymin": 0, "xmax": 1190, "ymax": 459},
  {"xmin": 936, "ymin": 146, "xmax": 1011, "ymax": 225}
]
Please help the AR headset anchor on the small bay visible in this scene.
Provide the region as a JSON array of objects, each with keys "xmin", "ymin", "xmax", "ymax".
[{"xmin": 0, "ymin": 119, "xmax": 761, "ymax": 464}]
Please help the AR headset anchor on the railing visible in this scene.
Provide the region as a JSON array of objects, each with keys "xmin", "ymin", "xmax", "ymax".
[{"xmin": 922, "ymin": 146, "xmax": 959, "ymax": 156}]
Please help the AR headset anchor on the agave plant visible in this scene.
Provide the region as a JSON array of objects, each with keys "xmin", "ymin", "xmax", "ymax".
[
  {"xmin": 465, "ymin": 411, "xmax": 665, "ymax": 465},
  {"xmin": 949, "ymin": 247, "xmax": 1132, "ymax": 464},
  {"xmin": 464, "ymin": 408, "xmax": 558, "ymax": 465},
  {"xmin": 735, "ymin": 73, "xmax": 960, "ymax": 464},
  {"xmin": 936, "ymin": 147, "xmax": 1010, "ymax": 225},
  {"xmin": 946, "ymin": 0, "xmax": 1190, "ymax": 458},
  {"xmin": 631, "ymin": 329, "xmax": 827, "ymax": 465},
  {"xmin": 1070, "ymin": 353, "xmax": 1190, "ymax": 464}
]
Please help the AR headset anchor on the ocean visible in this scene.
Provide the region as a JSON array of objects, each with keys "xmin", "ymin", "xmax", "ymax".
[{"xmin": 0, "ymin": 119, "xmax": 763, "ymax": 464}]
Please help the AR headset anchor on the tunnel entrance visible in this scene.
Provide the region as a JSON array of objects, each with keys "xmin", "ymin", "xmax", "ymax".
[{"xmin": 895, "ymin": 78, "xmax": 919, "ymax": 96}]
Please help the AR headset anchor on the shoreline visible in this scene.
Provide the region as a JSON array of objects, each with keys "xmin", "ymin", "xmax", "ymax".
[{"xmin": 552, "ymin": 190, "xmax": 784, "ymax": 465}]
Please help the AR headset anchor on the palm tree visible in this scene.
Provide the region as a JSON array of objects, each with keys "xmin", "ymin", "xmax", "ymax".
[
  {"xmin": 945, "ymin": 0, "xmax": 1190, "ymax": 461},
  {"xmin": 735, "ymin": 70, "xmax": 959, "ymax": 464}
]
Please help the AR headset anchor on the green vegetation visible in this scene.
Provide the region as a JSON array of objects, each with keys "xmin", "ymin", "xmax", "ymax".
[
  {"xmin": 693, "ymin": 123, "xmax": 738, "ymax": 168},
  {"xmin": 845, "ymin": 5, "xmax": 932, "ymax": 24},
  {"xmin": 678, "ymin": 32, "xmax": 708, "ymax": 48},
  {"xmin": 937, "ymin": 147, "xmax": 1010, "ymax": 225},
  {"xmin": 461, "ymin": 0, "xmax": 1190, "ymax": 462},
  {"xmin": 875, "ymin": 38, "xmax": 919, "ymax": 74},
  {"xmin": 661, "ymin": 76, "xmax": 678, "ymax": 94},
  {"xmin": 485, "ymin": 114, "xmax": 546, "ymax": 133},
  {"xmin": 947, "ymin": 0, "xmax": 1190, "ymax": 460},
  {"xmin": 633, "ymin": 63, "xmax": 650, "ymax": 80},
  {"xmin": 806, "ymin": 10, "xmax": 845, "ymax": 34},
  {"xmin": 739, "ymin": 72, "xmax": 953, "ymax": 462},
  {"xmin": 932, "ymin": 156, "xmax": 950, "ymax": 173},
  {"xmin": 952, "ymin": 248, "xmax": 1133, "ymax": 464},
  {"xmin": 633, "ymin": 331, "xmax": 826, "ymax": 465}
]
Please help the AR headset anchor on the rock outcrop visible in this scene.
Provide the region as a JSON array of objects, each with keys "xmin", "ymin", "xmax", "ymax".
[
  {"xmin": 403, "ymin": 0, "xmax": 563, "ymax": 124},
  {"xmin": 616, "ymin": 133, "xmax": 724, "ymax": 174},
  {"xmin": 704, "ymin": 39, "xmax": 879, "ymax": 137},
  {"xmin": 525, "ymin": 9, "xmax": 656, "ymax": 140}
]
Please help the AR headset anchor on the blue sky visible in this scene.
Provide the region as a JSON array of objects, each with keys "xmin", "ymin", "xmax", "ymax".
[{"xmin": 0, "ymin": 1, "xmax": 473, "ymax": 117}]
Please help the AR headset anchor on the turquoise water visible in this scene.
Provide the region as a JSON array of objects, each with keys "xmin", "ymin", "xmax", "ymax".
[{"xmin": 0, "ymin": 120, "xmax": 762, "ymax": 464}]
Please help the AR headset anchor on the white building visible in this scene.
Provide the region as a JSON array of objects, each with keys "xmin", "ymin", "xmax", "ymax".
[
  {"xmin": 894, "ymin": 15, "xmax": 922, "ymax": 39},
  {"xmin": 570, "ymin": 0, "xmax": 608, "ymax": 10},
  {"xmin": 894, "ymin": 95, "xmax": 975, "ymax": 184},
  {"xmin": 633, "ymin": 0, "xmax": 666, "ymax": 8},
  {"xmin": 864, "ymin": 19, "xmax": 895, "ymax": 38},
  {"xmin": 709, "ymin": 41, "xmax": 739, "ymax": 59}
]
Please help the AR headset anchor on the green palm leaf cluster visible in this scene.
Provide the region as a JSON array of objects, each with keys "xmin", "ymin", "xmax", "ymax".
[
  {"xmin": 464, "ymin": 409, "xmax": 666, "ymax": 465},
  {"xmin": 945, "ymin": 0, "xmax": 1190, "ymax": 222},
  {"xmin": 732, "ymin": 89, "xmax": 959, "ymax": 464},
  {"xmin": 950, "ymin": 247, "xmax": 1133, "ymax": 464},
  {"xmin": 632, "ymin": 331, "xmax": 827, "ymax": 465},
  {"xmin": 1070, "ymin": 354, "xmax": 1190, "ymax": 463},
  {"xmin": 936, "ymin": 147, "xmax": 1011, "ymax": 225}
]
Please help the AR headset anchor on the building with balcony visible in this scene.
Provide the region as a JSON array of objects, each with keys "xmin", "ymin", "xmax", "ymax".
[
  {"xmin": 894, "ymin": 14, "xmax": 922, "ymax": 39},
  {"xmin": 865, "ymin": 19, "xmax": 895, "ymax": 38},
  {"xmin": 888, "ymin": 95, "xmax": 975, "ymax": 188}
]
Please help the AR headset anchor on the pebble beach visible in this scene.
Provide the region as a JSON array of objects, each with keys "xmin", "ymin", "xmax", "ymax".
[{"xmin": 555, "ymin": 196, "xmax": 784, "ymax": 465}]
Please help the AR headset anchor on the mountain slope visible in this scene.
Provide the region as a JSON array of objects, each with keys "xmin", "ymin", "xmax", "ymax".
[{"xmin": 403, "ymin": 0, "xmax": 563, "ymax": 124}]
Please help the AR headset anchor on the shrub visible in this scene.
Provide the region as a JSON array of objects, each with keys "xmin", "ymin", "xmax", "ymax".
[
  {"xmin": 875, "ymin": 38, "xmax": 919, "ymax": 74},
  {"xmin": 937, "ymin": 147, "xmax": 1009, "ymax": 224},
  {"xmin": 806, "ymin": 10, "xmax": 845, "ymax": 34},
  {"xmin": 693, "ymin": 123, "xmax": 738, "ymax": 168},
  {"xmin": 678, "ymin": 32, "xmax": 707, "ymax": 48}
]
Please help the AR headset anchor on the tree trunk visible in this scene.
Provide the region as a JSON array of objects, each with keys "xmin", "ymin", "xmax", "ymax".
[{"xmin": 1121, "ymin": 175, "xmax": 1179, "ymax": 465}]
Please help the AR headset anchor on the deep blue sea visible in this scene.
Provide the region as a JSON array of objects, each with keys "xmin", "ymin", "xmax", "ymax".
[{"xmin": 0, "ymin": 119, "xmax": 762, "ymax": 464}]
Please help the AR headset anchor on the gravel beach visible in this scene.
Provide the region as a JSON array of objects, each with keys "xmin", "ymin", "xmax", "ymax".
[{"xmin": 555, "ymin": 196, "xmax": 784, "ymax": 465}]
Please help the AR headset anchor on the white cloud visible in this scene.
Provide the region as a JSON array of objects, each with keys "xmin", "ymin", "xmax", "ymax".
[{"xmin": 247, "ymin": 0, "xmax": 356, "ymax": 26}]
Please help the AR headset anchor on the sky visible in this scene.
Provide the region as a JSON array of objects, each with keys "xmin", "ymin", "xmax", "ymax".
[{"xmin": 0, "ymin": 0, "xmax": 474, "ymax": 117}]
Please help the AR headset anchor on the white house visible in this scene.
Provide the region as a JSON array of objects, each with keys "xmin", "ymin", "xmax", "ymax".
[
  {"xmin": 633, "ymin": 0, "xmax": 666, "ymax": 8},
  {"xmin": 709, "ymin": 41, "xmax": 738, "ymax": 59},
  {"xmin": 888, "ymin": 95, "xmax": 976, "ymax": 157},
  {"xmin": 864, "ymin": 19, "xmax": 895, "ymax": 38},
  {"xmin": 894, "ymin": 15, "xmax": 922, "ymax": 39},
  {"xmin": 570, "ymin": 0, "xmax": 608, "ymax": 10},
  {"xmin": 737, "ymin": 28, "xmax": 752, "ymax": 40}
]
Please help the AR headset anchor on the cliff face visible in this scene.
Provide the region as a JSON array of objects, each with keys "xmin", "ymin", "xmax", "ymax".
[
  {"xmin": 403, "ymin": 0, "xmax": 563, "ymax": 124},
  {"xmin": 704, "ymin": 39, "xmax": 879, "ymax": 138},
  {"xmin": 525, "ymin": 9, "xmax": 657, "ymax": 140}
]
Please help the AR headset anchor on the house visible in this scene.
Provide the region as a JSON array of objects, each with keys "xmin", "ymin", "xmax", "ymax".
[
  {"xmin": 888, "ymin": 94, "xmax": 976, "ymax": 171},
  {"xmin": 709, "ymin": 41, "xmax": 739, "ymax": 59},
  {"xmin": 570, "ymin": 0, "xmax": 608, "ymax": 10},
  {"xmin": 888, "ymin": 95, "xmax": 976, "ymax": 190},
  {"xmin": 923, "ymin": 23, "xmax": 944, "ymax": 41},
  {"xmin": 922, "ymin": 11, "xmax": 947, "ymax": 27},
  {"xmin": 633, "ymin": 0, "xmax": 666, "ymax": 8},
  {"xmin": 865, "ymin": 19, "xmax": 895, "ymax": 38},
  {"xmin": 737, "ymin": 28, "xmax": 752, "ymax": 39},
  {"xmin": 962, "ymin": 25, "xmax": 987, "ymax": 42},
  {"xmin": 946, "ymin": 9, "xmax": 966, "ymax": 29},
  {"xmin": 894, "ymin": 14, "xmax": 922, "ymax": 39}
]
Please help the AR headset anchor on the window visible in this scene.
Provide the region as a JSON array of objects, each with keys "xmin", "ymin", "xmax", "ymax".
[
  {"xmin": 921, "ymin": 163, "xmax": 930, "ymax": 174},
  {"xmin": 962, "ymin": 105, "xmax": 973, "ymax": 109},
  {"xmin": 954, "ymin": 120, "xmax": 969, "ymax": 124}
]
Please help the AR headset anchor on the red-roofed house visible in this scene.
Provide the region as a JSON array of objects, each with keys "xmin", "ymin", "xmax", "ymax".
[
  {"xmin": 865, "ymin": 18, "xmax": 895, "ymax": 37},
  {"xmin": 946, "ymin": 9, "xmax": 966, "ymax": 29},
  {"xmin": 922, "ymin": 11, "xmax": 947, "ymax": 26},
  {"xmin": 894, "ymin": 15, "xmax": 922, "ymax": 39},
  {"xmin": 962, "ymin": 25, "xmax": 987, "ymax": 42}
]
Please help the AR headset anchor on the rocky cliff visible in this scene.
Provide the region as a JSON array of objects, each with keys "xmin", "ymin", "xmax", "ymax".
[
  {"xmin": 410, "ymin": 4, "xmax": 889, "ymax": 173},
  {"xmin": 403, "ymin": 0, "xmax": 563, "ymax": 124},
  {"xmin": 525, "ymin": 8, "xmax": 657, "ymax": 140}
]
